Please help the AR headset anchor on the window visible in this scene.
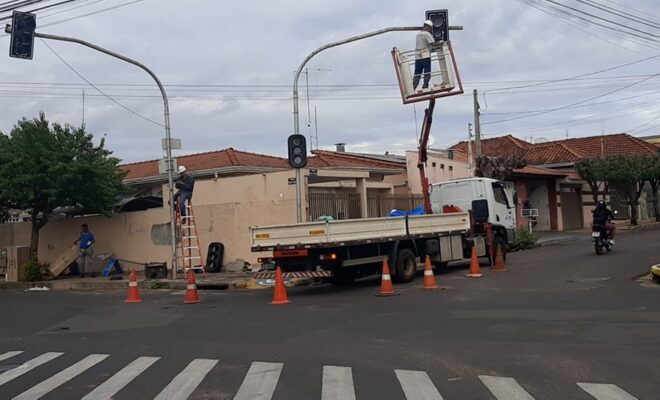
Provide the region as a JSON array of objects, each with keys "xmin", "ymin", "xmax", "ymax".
[
  {"xmin": 492, "ymin": 183, "xmax": 509, "ymax": 206},
  {"xmin": 440, "ymin": 164, "xmax": 445, "ymax": 169},
  {"xmin": 448, "ymin": 165, "xmax": 453, "ymax": 171},
  {"xmin": 432, "ymin": 162, "xmax": 437, "ymax": 167}
]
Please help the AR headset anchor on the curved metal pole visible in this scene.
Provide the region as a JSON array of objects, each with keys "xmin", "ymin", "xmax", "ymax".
[{"xmin": 34, "ymin": 32, "xmax": 178, "ymax": 277}]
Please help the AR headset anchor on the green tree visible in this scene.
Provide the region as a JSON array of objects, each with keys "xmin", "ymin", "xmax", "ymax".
[
  {"xmin": 606, "ymin": 155, "xmax": 647, "ymax": 225},
  {"xmin": 0, "ymin": 113, "xmax": 127, "ymax": 258},
  {"xmin": 575, "ymin": 157, "xmax": 609, "ymax": 203},
  {"xmin": 643, "ymin": 154, "xmax": 660, "ymax": 222},
  {"xmin": 476, "ymin": 155, "xmax": 527, "ymax": 181}
]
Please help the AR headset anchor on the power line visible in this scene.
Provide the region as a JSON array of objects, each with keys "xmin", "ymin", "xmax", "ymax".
[{"xmin": 39, "ymin": 38, "xmax": 165, "ymax": 127}]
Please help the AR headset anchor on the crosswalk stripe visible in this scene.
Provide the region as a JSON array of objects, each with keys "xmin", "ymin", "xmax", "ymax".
[
  {"xmin": 0, "ymin": 352, "xmax": 64, "ymax": 387},
  {"xmin": 12, "ymin": 354, "xmax": 108, "ymax": 400},
  {"xmin": 153, "ymin": 358, "xmax": 218, "ymax": 400},
  {"xmin": 322, "ymin": 366, "xmax": 356, "ymax": 400},
  {"xmin": 81, "ymin": 356, "xmax": 161, "ymax": 400},
  {"xmin": 233, "ymin": 361, "xmax": 284, "ymax": 400},
  {"xmin": 0, "ymin": 351, "xmax": 23, "ymax": 362},
  {"xmin": 479, "ymin": 375, "xmax": 535, "ymax": 400},
  {"xmin": 577, "ymin": 383, "xmax": 638, "ymax": 400},
  {"xmin": 395, "ymin": 369, "xmax": 443, "ymax": 400}
]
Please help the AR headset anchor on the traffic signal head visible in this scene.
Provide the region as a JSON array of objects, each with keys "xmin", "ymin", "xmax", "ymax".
[
  {"xmin": 9, "ymin": 11, "xmax": 37, "ymax": 59},
  {"xmin": 287, "ymin": 134, "xmax": 307, "ymax": 168},
  {"xmin": 425, "ymin": 9, "xmax": 449, "ymax": 42}
]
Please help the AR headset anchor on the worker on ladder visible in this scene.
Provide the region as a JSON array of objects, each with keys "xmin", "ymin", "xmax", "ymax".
[{"xmin": 175, "ymin": 165, "xmax": 195, "ymax": 219}]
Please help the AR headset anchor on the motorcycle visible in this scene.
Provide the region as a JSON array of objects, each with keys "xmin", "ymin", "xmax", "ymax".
[{"xmin": 592, "ymin": 212, "xmax": 616, "ymax": 255}]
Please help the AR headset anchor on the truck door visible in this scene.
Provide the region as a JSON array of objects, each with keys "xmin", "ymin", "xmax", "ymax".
[{"xmin": 491, "ymin": 182, "xmax": 516, "ymax": 230}]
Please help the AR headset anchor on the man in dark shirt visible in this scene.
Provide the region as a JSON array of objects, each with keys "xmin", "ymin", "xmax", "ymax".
[
  {"xmin": 175, "ymin": 165, "xmax": 195, "ymax": 218},
  {"xmin": 592, "ymin": 200, "xmax": 615, "ymax": 243},
  {"xmin": 74, "ymin": 223, "xmax": 95, "ymax": 277}
]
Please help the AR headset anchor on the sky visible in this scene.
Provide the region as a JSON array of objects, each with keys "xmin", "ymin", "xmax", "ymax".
[{"xmin": 1, "ymin": 0, "xmax": 660, "ymax": 163}]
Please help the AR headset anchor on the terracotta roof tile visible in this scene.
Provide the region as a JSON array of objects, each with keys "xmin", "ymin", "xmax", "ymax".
[
  {"xmin": 309, "ymin": 150, "xmax": 405, "ymax": 170},
  {"xmin": 513, "ymin": 165, "xmax": 566, "ymax": 177},
  {"xmin": 451, "ymin": 135, "xmax": 532, "ymax": 157}
]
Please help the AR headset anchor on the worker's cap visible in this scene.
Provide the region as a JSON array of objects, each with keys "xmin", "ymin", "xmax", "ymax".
[
  {"xmin": 424, "ymin": 20, "xmax": 433, "ymax": 27},
  {"xmin": 178, "ymin": 165, "xmax": 187, "ymax": 173}
]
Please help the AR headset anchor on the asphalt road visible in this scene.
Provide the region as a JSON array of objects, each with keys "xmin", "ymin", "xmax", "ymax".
[{"xmin": 1, "ymin": 228, "xmax": 659, "ymax": 400}]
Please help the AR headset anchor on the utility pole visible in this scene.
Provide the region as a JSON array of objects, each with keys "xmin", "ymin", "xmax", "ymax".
[
  {"xmin": 467, "ymin": 123, "xmax": 473, "ymax": 178},
  {"xmin": 473, "ymin": 89, "xmax": 482, "ymax": 158}
]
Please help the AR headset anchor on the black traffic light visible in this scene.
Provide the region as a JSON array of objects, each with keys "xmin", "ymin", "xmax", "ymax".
[
  {"xmin": 9, "ymin": 11, "xmax": 37, "ymax": 59},
  {"xmin": 287, "ymin": 134, "xmax": 307, "ymax": 168},
  {"xmin": 425, "ymin": 9, "xmax": 449, "ymax": 42}
]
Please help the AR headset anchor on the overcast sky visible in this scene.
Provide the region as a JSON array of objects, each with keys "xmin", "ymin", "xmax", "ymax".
[{"xmin": 1, "ymin": 0, "xmax": 659, "ymax": 163}]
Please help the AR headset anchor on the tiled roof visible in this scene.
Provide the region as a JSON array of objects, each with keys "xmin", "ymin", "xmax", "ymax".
[
  {"xmin": 308, "ymin": 150, "xmax": 405, "ymax": 170},
  {"xmin": 450, "ymin": 133, "xmax": 657, "ymax": 166},
  {"xmin": 121, "ymin": 148, "xmax": 289, "ymax": 180},
  {"xmin": 513, "ymin": 165, "xmax": 566, "ymax": 177}
]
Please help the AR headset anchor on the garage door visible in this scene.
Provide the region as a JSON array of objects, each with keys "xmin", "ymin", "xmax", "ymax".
[{"xmin": 560, "ymin": 186, "xmax": 584, "ymax": 230}]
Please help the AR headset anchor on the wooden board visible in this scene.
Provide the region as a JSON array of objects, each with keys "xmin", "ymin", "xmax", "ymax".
[{"xmin": 49, "ymin": 245, "xmax": 80, "ymax": 277}]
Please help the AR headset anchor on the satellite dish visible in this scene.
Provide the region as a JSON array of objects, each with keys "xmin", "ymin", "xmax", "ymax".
[{"xmin": 428, "ymin": 135, "xmax": 436, "ymax": 146}]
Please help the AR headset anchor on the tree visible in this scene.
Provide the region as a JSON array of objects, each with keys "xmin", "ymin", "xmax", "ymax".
[
  {"xmin": 643, "ymin": 154, "xmax": 660, "ymax": 222},
  {"xmin": 0, "ymin": 113, "xmax": 127, "ymax": 258},
  {"xmin": 575, "ymin": 158, "xmax": 609, "ymax": 203},
  {"xmin": 607, "ymin": 155, "xmax": 647, "ymax": 225},
  {"xmin": 476, "ymin": 155, "xmax": 527, "ymax": 181}
]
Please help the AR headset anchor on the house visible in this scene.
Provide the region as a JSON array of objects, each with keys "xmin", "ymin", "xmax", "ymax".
[{"xmin": 451, "ymin": 133, "xmax": 659, "ymax": 230}]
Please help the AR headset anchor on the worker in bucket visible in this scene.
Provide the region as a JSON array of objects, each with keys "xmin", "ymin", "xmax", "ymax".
[
  {"xmin": 175, "ymin": 165, "xmax": 195, "ymax": 218},
  {"xmin": 413, "ymin": 20, "xmax": 435, "ymax": 90},
  {"xmin": 74, "ymin": 223, "xmax": 95, "ymax": 277}
]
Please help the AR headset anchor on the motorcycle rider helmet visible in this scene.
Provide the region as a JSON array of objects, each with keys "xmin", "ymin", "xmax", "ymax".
[{"xmin": 597, "ymin": 199, "xmax": 606, "ymax": 208}]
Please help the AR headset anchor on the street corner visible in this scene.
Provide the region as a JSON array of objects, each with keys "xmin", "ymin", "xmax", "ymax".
[{"xmin": 636, "ymin": 264, "xmax": 660, "ymax": 288}]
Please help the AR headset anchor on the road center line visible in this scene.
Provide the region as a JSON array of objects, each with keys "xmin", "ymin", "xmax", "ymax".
[
  {"xmin": 81, "ymin": 356, "xmax": 161, "ymax": 400},
  {"xmin": 0, "ymin": 352, "xmax": 64, "ymax": 387},
  {"xmin": 478, "ymin": 375, "xmax": 535, "ymax": 400},
  {"xmin": 12, "ymin": 353, "xmax": 109, "ymax": 400},
  {"xmin": 322, "ymin": 365, "xmax": 356, "ymax": 400},
  {"xmin": 233, "ymin": 361, "xmax": 284, "ymax": 400},
  {"xmin": 153, "ymin": 358, "xmax": 218, "ymax": 400},
  {"xmin": 0, "ymin": 351, "xmax": 23, "ymax": 362},
  {"xmin": 577, "ymin": 382, "xmax": 638, "ymax": 400},
  {"xmin": 395, "ymin": 369, "xmax": 443, "ymax": 400}
]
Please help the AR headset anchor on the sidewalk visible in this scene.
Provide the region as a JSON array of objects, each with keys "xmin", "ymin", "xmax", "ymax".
[{"xmin": 536, "ymin": 219, "xmax": 660, "ymax": 247}]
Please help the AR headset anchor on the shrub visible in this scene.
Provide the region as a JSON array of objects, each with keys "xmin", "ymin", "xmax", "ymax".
[
  {"xmin": 24, "ymin": 259, "xmax": 50, "ymax": 282},
  {"xmin": 508, "ymin": 229, "xmax": 539, "ymax": 251}
]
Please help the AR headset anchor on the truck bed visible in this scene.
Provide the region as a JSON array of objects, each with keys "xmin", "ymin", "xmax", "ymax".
[{"xmin": 250, "ymin": 212, "xmax": 470, "ymax": 251}]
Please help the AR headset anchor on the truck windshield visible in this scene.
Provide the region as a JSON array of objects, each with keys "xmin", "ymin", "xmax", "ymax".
[{"xmin": 492, "ymin": 183, "xmax": 510, "ymax": 206}]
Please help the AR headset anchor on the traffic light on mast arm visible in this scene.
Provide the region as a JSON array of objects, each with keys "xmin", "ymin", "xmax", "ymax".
[
  {"xmin": 9, "ymin": 11, "xmax": 37, "ymax": 59},
  {"xmin": 425, "ymin": 9, "xmax": 449, "ymax": 42},
  {"xmin": 287, "ymin": 134, "xmax": 307, "ymax": 168}
]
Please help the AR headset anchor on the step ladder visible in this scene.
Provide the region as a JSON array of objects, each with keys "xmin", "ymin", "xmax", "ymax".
[{"xmin": 176, "ymin": 200, "xmax": 206, "ymax": 276}]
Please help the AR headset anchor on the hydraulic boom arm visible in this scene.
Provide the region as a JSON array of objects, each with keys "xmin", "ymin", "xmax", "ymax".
[{"xmin": 417, "ymin": 98, "xmax": 436, "ymax": 214}]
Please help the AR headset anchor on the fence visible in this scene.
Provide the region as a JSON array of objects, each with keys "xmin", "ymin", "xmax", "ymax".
[
  {"xmin": 308, "ymin": 191, "xmax": 423, "ymax": 220},
  {"xmin": 368, "ymin": 194, "xmax": 424, "ymax": 218}
]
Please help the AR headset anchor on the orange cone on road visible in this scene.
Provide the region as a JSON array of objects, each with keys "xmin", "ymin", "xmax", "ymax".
[
  {"xmin": 466, "ymin": 246, "xmax": 483, "ymax": 278},
  {"xmin": 492, "ymin": 245, "xmax": 507, "ymax": 272},
  {"xmin": 125, "ymin": 270, "xmax": 142, "ymax": 303},
  {"xmin": 423, "ymin": 255, "xmax": 438, "ymax": 289},
  {"xmin": 376, "ymin": 259, "xmax": 397, "ymax": 296},
  {"xmin": 270, "ymin": 266, "xmax": 291, "ymax": 305},
  {"xmin": 184, "ymin": 270, "xmax": 200, "ymax": 304}
]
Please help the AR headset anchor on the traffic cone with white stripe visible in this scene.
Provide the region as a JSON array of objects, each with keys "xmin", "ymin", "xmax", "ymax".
[
  {"xmin": 466, "ymin": 246, "xmax": 483, "ymax": 278},
  {"xmin": 125, "ymin": 271, "xmax": 142, "ymax": 303},
  {"xmin": 376, "ymin": 259, "xmax": 397, "ymax": 296},
  {"xmin": 270, "ymin": 266, "xmax": 291, "ymax": 305},
  {"xmin": 491, "ymin": 245, "xmax": 507, "ymax": 272},
  {"xmin": 423, "ymin": 255, "xmax": 438, "ymax": 289},
  {"xmin": 184, "ymin": 270, "xmax": 200, "ymax": 304}
]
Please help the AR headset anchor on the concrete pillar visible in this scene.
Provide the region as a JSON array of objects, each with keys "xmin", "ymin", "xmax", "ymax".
[{"xmin": 356, "ymin": 178, "xmax": 369, "ymax": 218}]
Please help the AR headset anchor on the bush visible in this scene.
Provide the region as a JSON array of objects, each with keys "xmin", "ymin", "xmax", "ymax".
[
  {"xmin": 508, "ymin": 229, "xmax": 539, "ymax": 251},
  {"xmin": 24, "ymin": 259, "xmax": 50, "ymax": 282}
]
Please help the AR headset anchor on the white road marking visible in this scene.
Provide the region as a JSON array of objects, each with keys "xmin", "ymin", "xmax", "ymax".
[
  {"xmin": 12, "ymin": 353, "xmax": 108, "ymax": 400},
  {"xmin": 322, "ymin": 366, "xmax": 356, "ymax": 400},
  {"xmin": 81, "ymin": 356, "xmax": 161, "ymax": 400},
  {"xmin": 577, "ymin": 383, "xmax": 638, "ymax": 400},
  {"xmin": 395, "ymin": 369, "xmax": 443, "ymax": 400},
  {"xmin": 0, "ymin": 351, "xmax": 23, "ymax": 362},
  {"xmin": 0, "ymin": 352, "xmax": 63, "ymax": 386},
  {"xmin": 153, "ymin": 358, "xmax": 218, "ymax": 400},
  {"xmin": 233, "ymin": 361, "xmax": 284, "ymax": 400},
  {"xmin": 478, "ymin": 375, "xmax": 535, "ymax": 400}
]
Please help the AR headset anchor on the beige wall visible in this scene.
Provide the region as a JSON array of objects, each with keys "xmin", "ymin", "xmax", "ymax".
[
  {"xmin": 0, "ymin": 222, "xmax": 30, "ymax": 250},
  {"xmin": 405, "ymin": 151, "xmax": 470, "ymax": 194}
]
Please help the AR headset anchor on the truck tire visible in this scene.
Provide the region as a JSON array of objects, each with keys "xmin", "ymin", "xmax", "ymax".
[{"xmin": 394, "ymin": 248, "xmax": 417, "ymax": 283}]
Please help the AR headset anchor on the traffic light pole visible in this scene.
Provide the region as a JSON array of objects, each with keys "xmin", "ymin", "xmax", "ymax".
[
  {"xmin": 31, "ymin": 31, "xmax": 179, "ymax": 278},
  {"xmin": 291, "ymin": 25, "xmax": 463, "ymax": 223}
]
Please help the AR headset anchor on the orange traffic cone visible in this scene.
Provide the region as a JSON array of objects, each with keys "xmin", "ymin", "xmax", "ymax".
[
  {"xmin": 492, "ymin": 245, "xmax": 507, "ymax": 272},
  {"xmin": 184, "ymin": 270, "xmax": 200, "ymax": 304},
  {"xmin": 466, "ymin": 246, "xmax": 483, "ymax": 278},
  {"xmin": 376, "ymin": 259, "xmax": 397, "ymax": 296},
  {"xmin": 125, "ymin": 270, "xmax": 142, "ymax": 303},
  {"xmin": 270, "ymin": 266, "xmax": 291, "ymax": 305},
  {"xmin": 423, "ymin": 255, "xmax": 438, "ymax": 289}
]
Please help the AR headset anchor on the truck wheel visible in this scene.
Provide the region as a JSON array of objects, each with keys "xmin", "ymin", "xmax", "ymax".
[{"xmin": 395, "ymin": 248, "xmax": 417, "ymax": 283}]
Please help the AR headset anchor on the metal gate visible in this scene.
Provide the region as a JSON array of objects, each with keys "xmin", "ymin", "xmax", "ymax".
[{"xmin": 560, "ymin": 185, "xmax": 584, "ymax": 230}]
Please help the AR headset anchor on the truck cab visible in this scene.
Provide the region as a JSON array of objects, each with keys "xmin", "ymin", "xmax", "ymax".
[{"xmin": 429, "ymin": 177, "xmax": 517, "ymax": 244}]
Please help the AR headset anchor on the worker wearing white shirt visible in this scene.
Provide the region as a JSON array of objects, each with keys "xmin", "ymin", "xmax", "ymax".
[{"xmin": 413, "ymin": 20, "xmax": 435, "ymax": 90}]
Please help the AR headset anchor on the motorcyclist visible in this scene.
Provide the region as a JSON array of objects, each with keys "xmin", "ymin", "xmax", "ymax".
[{"xmin": 592, "ymin": 200, "xmax": 615, "ymax": 244}]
